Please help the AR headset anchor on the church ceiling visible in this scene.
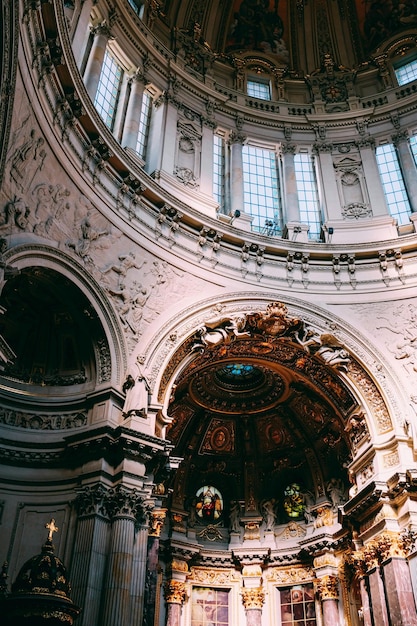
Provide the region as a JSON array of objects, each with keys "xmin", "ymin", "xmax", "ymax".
[
  {"xmin": 160, "ymin": 0, "xmax": 417, "ymax": 67},
  {"xmin": 165, "ymin": 304, "xmax": 358, "ymax": 521}
]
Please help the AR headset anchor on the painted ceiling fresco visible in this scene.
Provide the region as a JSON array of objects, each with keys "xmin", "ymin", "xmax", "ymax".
[
  {"xmin": 359, "ymin": 0, "xmax": 417, "ymax": 50},
  {"xmin": 226, "ymin": 0, "xmax": 289, "ymax": 63},
  {"xmin": 224, "ymin": 0, "xmax": 417, "ymax": 57}
]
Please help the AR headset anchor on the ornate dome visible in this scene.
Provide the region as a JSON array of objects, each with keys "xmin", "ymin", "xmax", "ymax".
[{"xmin": 1, "ymin": 522, "xmax": 80, "ymax": 626}]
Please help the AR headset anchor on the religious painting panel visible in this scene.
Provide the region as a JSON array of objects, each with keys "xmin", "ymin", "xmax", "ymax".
[
  {"xmin": 355, "ymin": 1, "xmax": 417, "ymax": 53},
  {"xmin": 191, "ymin": 587, "xmax": 229, "ymax": 626},
  {"xmin": 279, "ymin": 583, "xmax": 317, "ymax": 626},
  {"xmin": 226, "ymin": 0, "xmax": 289, "ymax": 64}
]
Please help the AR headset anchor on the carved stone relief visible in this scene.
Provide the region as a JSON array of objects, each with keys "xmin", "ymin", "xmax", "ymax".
[
  {"xmin": 174, "ymin": 120, "xmax": 201, "ymax": 187},
  {"xmin": 0, "ymin": 408, "xmax": 87, "ymax": 429}
]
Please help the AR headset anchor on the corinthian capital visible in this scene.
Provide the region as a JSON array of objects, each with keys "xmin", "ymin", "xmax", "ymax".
[
  {"xmin": 90, "ymin": 20, "xmax": 113, "ymax": 39},
  {"xmin": 314, "ymin": 575, "xmax": 339, "ymax": 601},
  {"xmin": 164, "ymin": 580, "xmax": 187, "ymax": 604},
  {"xmin": 241, "ymin": 586, "xmax": 265, "ymax": 610}
]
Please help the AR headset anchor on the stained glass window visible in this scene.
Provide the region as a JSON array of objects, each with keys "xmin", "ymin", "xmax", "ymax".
[
  {"xmin": 191, "ymin": 587, "xmax": 229, "ymax": 626},
  {"xmin": 283, "ymin": 483, "xmax": 305, "ymax": 519},
  {"xmin": 280, "ymin": 584, "xmax": 316, "ymax": 626},
  {"xmin": 195, "ymin": 485, "xmax": 223, "ymax": 523}
]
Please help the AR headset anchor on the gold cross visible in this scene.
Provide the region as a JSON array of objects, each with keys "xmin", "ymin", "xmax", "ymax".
[{"xmin": 45, "ymin": 518, "xmax": 59, "ymax": 541}]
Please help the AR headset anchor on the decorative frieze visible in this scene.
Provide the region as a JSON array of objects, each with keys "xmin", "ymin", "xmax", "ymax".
[{"xmin": 0, "ymin": 408, "xmax": 87, "ymax": 429}]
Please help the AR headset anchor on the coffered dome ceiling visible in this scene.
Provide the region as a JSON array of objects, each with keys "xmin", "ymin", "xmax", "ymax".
[{"xmin": 165, "ymin": 305, "xmax": 360, "ymax": 523}]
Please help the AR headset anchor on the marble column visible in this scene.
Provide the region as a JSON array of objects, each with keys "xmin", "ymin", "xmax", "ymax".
[
  {"xmin": 130, "ymin": 524, "xmax": 149, "ymax": 626},
  {"xmin": 71, "ymin": 0, "xmax": 94, "ymax": 70},
  {"xmin": 142, "ymin": 509, "xmax": 166, "ymax": 626},
  {"xmin": 83, "ymin": 21, "xmax": 112, "ymax": 101},
  {"xmin": 315, "ymin": 575, "xmax": 340, "ymax": 626},
  {"xmin": 313, "ymin": 142, "xmax": 342, "ymax": 223},
  {"xmin": 282, "ymin": 144, "xmax": 300, "ymax": 223},
  {"xmin": 200, "ymin": 122, "xmax": 215, "ymax": 197},
  {"xmin": 229, "ymin": 129, "xmax": 246, "ymax": 217},
  {"xmin": 393, "ymin": 131, "xmax": 417, "ymax": 214},
  {"xmin": 164, "ymin": 580, "xmax": 186, "ymax": 626},
  {"xmin": 101, "ymin": 486, "xmax": 145, "ymax": 626},
  {"xmin": 365, "ymin": 560, "xmax": 390, "ymax": 626},
  {"xmin": 71, "ymin": 484, "xmax": 111, "ymax": 626},
  {"xmin": 122, "ymin": 70, "xmax": 147, "ymax": 151},
  {"xmin": 241, "ymin": 587, "xmax": 265, "ymax": 626},
  {"xmin": 357, "ymin": 137, "xmax": 390, "ymax": 217},
  {"xmin": 382, "ymin": 557, "xmax": 417, "ymax": 625}
]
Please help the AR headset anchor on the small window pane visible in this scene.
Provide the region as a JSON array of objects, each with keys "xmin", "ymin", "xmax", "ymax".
[
  {"xmin": 213, "ymin": 135, "xmax": 225, "ymax": 208},
  {"xmin": 247, "ymin": 79, "xmax": 271, "ymax": 101},
  {"xmin": 135, "ymin": 92, "xmax": 152, "ymax": 159},
  {"xmin": 376, "ymin": 143, "xmax": 411, "ymax": 225},
  {"xmin": 242, "ymin": 145, "xmax": 282, "ymax": 235},
  {"xmin": 94, "ymin": 50, "xmax": 123, "ymax": 130},
  {"xmin": 294, "ymin": 153, "xmax": 322, "ymax": 240},
  {"xmin": 395, "ymin": 59, "xmax": 417, "ymax": 85}
]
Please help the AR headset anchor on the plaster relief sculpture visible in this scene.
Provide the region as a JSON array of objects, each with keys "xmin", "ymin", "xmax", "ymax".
[
  {"xmin": 101, "ymin": 251, "xmax": 146, "ymax": 287},
  {"xmin": 33, "ymin": 183, "xmax": 71, "ymax": 235},
  {"xmin": 192, "ymin": 315, "xmax": 249, "ymax": 352},
  {"xmin": 9, "ymin": 128, "xmax": 46, "ymax": 193},
  {"xmin": 66, "ymin": 203, "xmax": 113, "ymax": 266},
  {"xmin": 296, "ymin": 328, "xmax": 350, "ymax": 371},
  {"xmin": 0, "ymin": 196, "xmax": 30, "ymax": 230},
  {"xmin": 107, "ymin": 281, "xmax": 150, "ymax": 335}
]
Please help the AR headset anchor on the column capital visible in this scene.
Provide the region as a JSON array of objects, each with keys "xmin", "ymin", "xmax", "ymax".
[
  {"xmin": 90, "ymin": 20, "xmax": 113, "ymax": 39},
  {"xmin": 356, "ymin": 137, "xmax": 375, "ymax": 149},
  {"xmin": 281, "ymin": 142, "xmax": 296, "ymax": 155},
  {"xmin": 106, "ymin": 485, "xmax": 148, "ymax": 522},
  {"xmin": 392, "ymin": 130, "xmax": 410, "ymax": 146},
  {"xmin": 312, "ymin": 142, "xmax": 333, "ymax": 154},
  {"xmin": 376, "ymin": 532, "xmax": 408, "ymax": 561},
  {"xmin": 74, "ymin": 483, "xmax": 110, "ymax": 519},
  {"xmin": 314, "ymin": 575, "xmax": 339, "ymax": 601},
  {"xmin": 229, "ymin": 130, "xmax": 246, "ymax": 145},
  {"xmin": 241, "ymin": 586, "xmax": 265, "ymax": 610},
  {"xmin": 164, "ymin": 580, "xmax": 187, "ymax": 604},
  {"xmin": 148, "ymin": 509, "xmax": 167, "ymax": 537}
]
